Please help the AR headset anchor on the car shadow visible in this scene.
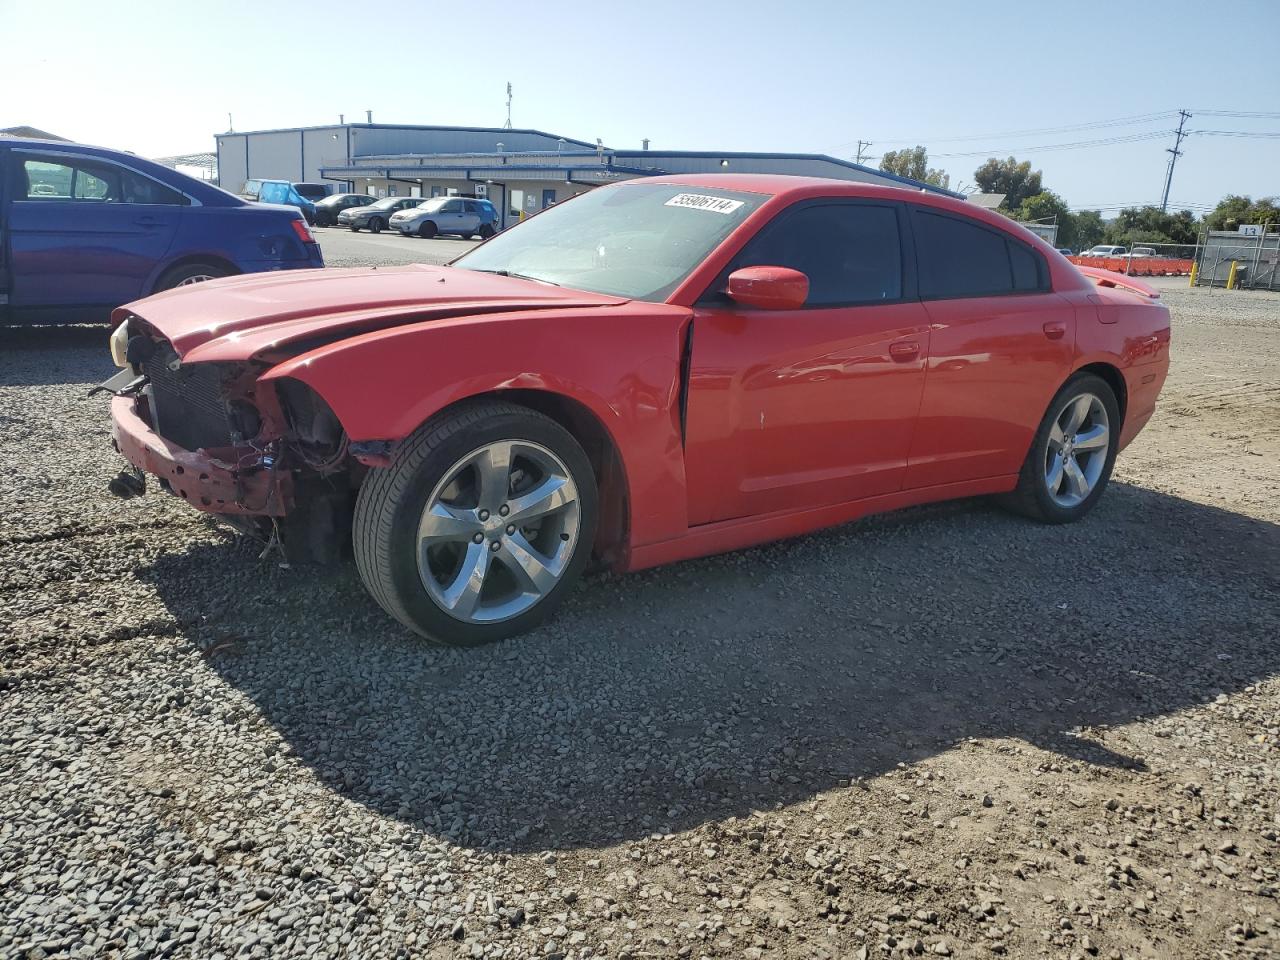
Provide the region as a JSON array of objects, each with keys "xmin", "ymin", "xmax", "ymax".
[
  {"xmin": 140, "ymin": 482, "xmax": 1280, "ymax": 853},
  {"xmin": 0, "ymin": 324, "xmax": 115, "ymax": 387}
]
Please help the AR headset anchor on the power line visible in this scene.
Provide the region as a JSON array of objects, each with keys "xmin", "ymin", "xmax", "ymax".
[
  {"xmin": 930, "ymin": 129, "xmax": 1172, "ymax": 158},
  {"xmin": 850, "ymin": 110, "xmax": 1180, "ymax": 148}
]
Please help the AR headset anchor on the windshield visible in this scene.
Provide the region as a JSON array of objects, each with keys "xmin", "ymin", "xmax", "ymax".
[
  {"xmin": 452, "ymin": 183, "xmax": 769, "ymax": 301},
  {"xmin": 414, "ymin": 198, "xmax": 446, "ymax": 212},
  {"xmin": 369, "ymin": 197, "xmax": 402, "ymax": 210}
]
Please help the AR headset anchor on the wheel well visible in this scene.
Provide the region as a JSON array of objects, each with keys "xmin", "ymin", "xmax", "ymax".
[
  {"xmin": 151, "ymin": 254, "xmax": 240, "ymax": 294},
  {"xmin": 430, "ymin": 390, "xmax": 631, "ymax": 571},
  {"xmin": 1076, "ymin": 362, "xmax": 1127, "ymax": 424}
]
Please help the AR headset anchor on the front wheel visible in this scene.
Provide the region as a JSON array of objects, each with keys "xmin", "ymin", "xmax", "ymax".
[
  {"xmin": 417, "ymin": 221, "xmax": 438, "ymax": 239},
  {"xmin": 353, "ymin": 401, "xmax": 598, "ymax": 646},
  {"xmin": 368, "ymin": 217, "xmax": 384, "ymax": 234},
  {"xmin": 348, "ymin": 225, "xmax": 361, "ymax": 233},
  {"xmin": 1000, "ymin": 372, "xmax": 1120, "ymax": 523}
]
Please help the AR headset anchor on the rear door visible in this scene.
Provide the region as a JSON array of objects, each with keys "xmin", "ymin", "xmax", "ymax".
[
  {"xmin": 8, "ymin": 149, "xmax": 185, "ymax": 319},
  {"xmin": 460, "ymin": 200, "xmax": 483, "ymax": 233},
  {"xmin": 902, "ymin": 207, "xmax": 1074, "ymax": 488}
]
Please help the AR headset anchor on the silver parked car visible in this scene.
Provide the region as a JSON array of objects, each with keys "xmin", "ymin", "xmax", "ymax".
[
  {"xmin": 337, "ymin": 196, "xmax": 425, "ymax": 233},
  {"xmin": 390, "ymin": 197, "xmax": 500, "ymax": 239}
]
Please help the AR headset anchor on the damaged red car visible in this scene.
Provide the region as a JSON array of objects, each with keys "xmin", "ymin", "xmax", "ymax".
[{"xmin": 103, "ymin": 175, "xmax": 1171, "ymax": 646}]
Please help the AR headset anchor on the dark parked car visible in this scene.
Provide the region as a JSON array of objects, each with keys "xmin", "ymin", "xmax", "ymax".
[
  {"xmin": 292, "ymin": 182, "xmax": 330, "ymax": 204},
  {"xmin": 337, "ymin": 196, "xmax": 424, "ymax": 233},
  {"xmin": 314, "ymin": 192, "xmax": 376, "ymax": 227},
  {"xmin": 240, "ymin": 179, "xmax": 317, "ymax": 224},
  {"xmin": 0, "ymin": 137, "xmax": 323, "ymax": 324}
]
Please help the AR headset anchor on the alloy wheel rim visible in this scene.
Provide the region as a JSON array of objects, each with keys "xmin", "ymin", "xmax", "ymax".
[
  {"xmin": 1044, "ymin": 392, "xmax": 1110, "ymax": 508},
  {"xmin": 416, "ymin": 440, "xmax": 580, "ymax": 624},
  {"xmin": 177, "ymin": 274, "xmax": 215, "ymax": 286}
]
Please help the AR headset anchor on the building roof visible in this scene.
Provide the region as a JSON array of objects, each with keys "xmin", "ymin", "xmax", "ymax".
[
  {"xmin": 214, "ymin": 122, "xmax": 595, "ymax": 149},
  {"xmin": 0, "ymin": 125, "xmax": 70, "ymax": 141}
]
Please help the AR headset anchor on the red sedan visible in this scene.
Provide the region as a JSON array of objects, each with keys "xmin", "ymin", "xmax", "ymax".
[{"xmin": 103, "ymin": 175, "xmax": 1171, "ymax": 646}]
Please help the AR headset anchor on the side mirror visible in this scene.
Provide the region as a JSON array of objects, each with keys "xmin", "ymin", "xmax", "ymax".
[{"xmin": 725, "ymin": 266, "xmax": 809, "ymax": 310}]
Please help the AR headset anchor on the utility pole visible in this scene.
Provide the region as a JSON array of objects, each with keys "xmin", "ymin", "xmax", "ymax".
[
  {"xmin": 1160, "ymin": 109, "xmax": 1191, "ymax": 212},
  {"xmin": 855, "ymin": 140, "xmax": 872, "ymax": 165},
  {"xmin": 503, "ymin": 82, "xmax": 513, "ymax": 129}
]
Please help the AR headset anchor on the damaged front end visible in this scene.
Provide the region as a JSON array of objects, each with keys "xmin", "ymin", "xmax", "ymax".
[{"xmin": 102, "ymin": 314, "xmax": 360, "ymax": 562}]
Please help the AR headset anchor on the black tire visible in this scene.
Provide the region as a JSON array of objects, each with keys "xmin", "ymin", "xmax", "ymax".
[
  {"xmin": 478, "ymin": 225, "xmax": 495, "ymax": 239},
  {"xmin": 368, "ymin": 217, "xmax": 385, "ymax": 234},
  {"xmin": 154, "ymin": 261, "xmax": 230, "ymax": 292},
  {"xmin": 349, "ymin": 225, "xmax": 361, "ymax": 233},
  {"xmin": 417, "ymin": 221, "xmax": 438, "ymax": 239},
  {"xmin": 353, "ymin": 401, "xmax": 598, "ymax": 646},
  {"xmin": 1000, "ymin": 372, "xmax": 1120, "ymax": 524},
  {"xmin": 460, "ymin": 232, "xmax": 474, "ymax": 241}
]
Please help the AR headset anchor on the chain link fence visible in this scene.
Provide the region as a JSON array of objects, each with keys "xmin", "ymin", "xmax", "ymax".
[{"xmin": 1194, "ymin": 230, "xmax": 1280, "ymax": 291}]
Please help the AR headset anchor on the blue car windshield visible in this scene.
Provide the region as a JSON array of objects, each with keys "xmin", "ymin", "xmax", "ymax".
[{"xmin": 452, "ymin": 183, "xmax": 768, "ymax": 301}]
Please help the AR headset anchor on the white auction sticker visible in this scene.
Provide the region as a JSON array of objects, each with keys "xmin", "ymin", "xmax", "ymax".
[{"xmin": 664, "ymin": 193, "xmax": 744, "ymax": 215}]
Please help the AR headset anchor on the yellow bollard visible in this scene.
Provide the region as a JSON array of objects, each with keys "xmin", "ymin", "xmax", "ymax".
[
  {"xmin": 1189, "ymin": 262, "xmax": 1198, "ymax": 287},
  {"xmin": 1227, "ymin": 261, "xmax": 1239, "ymax": 290}
]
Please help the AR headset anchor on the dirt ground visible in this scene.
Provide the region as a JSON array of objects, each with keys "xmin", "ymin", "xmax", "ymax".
[{"xmin": 1, "ymin": 276, "xmax": 1277, "ymax": 960}]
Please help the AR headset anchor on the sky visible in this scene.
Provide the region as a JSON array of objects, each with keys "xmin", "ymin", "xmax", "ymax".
[{"xmin": 3, "ymin": 0, "xmax": 1277, "ymax": 215}]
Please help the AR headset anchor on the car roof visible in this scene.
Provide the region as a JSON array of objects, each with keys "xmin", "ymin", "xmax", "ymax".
[
  {"xmin": 0, "ymin": 135, "xmax": 241, "ymax": 207},
  {"xmin": 627, "ymin": 173, "xmax": 1035, "ymax": 240}
]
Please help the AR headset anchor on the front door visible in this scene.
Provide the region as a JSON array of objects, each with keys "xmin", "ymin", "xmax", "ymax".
[
  {"xmin": 684, "ymin": 200, "xmax": 931, "ymax": 525},
  {"xmin": 8, "ymin": 150, "xmax": 182, "ymax": 318}
]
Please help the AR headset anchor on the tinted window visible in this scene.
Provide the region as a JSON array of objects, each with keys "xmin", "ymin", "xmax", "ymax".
[
  {"xmin": 20, "ymin": 156, "xmax": 186, "ymax": 205},
  {"xmin": 1009, "ymin": 241, "xmax": 1041, "ymax": 290},
  {"xmin": 441, "ymin": 199, "xmax": 464, "ymax": 214},
  {"xmin": 912, "ymin": 210, "xmax": 1013, "ymax": 298},
  {"xmin": 734, "ymin": 203, "xmax": 902, "ymax": 305}
]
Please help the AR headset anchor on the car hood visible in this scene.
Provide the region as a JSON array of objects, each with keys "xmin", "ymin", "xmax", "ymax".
[{"xmin": 120, "ymin": 264, "xmax": 630, "ymax": 364}]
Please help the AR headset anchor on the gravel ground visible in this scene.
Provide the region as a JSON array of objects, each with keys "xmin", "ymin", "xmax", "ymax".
[{"xmin": 1, "ymin": 270, "xmax": 1278, "ymax": 960}]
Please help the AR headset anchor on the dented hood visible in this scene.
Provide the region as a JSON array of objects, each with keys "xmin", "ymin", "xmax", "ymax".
[{"xmin": 118, "ymin": 264, "xmax": 629, "ymax": 364}]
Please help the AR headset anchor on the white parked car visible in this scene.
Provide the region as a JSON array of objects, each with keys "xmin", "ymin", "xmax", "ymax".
[
  {"xmin": 1128, "ymin": 246, "xmax": 1157, "ymax": 258},
  {"xmin": 1080, "ymin": 245, "xmax": 1127, "ymax": 258}
]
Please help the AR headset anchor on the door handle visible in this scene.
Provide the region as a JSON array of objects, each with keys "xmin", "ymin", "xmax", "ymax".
[
  {"xmin": 133, "ymin": 216, "xmax": 161, "ymax": 227},
  {"xmin": 1042, "ymin": 320, "xmax": 1067, "ymax": 340},
  {"xmin": 889, "ymin": 339, "xmax": 920, "ymax": 361}
]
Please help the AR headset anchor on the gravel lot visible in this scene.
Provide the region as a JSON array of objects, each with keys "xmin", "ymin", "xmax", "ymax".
[{"xmin": 2, "ymin": 259, "xmax": 1278, "ymax": 959}]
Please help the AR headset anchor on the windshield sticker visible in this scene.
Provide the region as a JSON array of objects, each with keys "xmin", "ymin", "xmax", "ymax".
[{"xmin": 664, "ymin": 193, "xmax": 745, "ymax": 215}]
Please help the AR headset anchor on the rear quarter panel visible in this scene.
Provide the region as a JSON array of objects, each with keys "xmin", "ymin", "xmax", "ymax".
[
  {"xmin": 1075, "ymin": 286, "xmax": 1172, "ymax": 449},
  {"xmin": 260, "ymin": 304, "xmax": 694, "ymax": 550}
]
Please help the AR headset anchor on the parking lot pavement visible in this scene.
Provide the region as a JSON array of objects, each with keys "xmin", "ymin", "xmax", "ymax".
[
  {"xmin": 314, "ymin": 225, "xmax": 480, "ymax": 269},
  {"xmin": 1, "ymin": 283, "xmax": 1278, "ymax": 958}
]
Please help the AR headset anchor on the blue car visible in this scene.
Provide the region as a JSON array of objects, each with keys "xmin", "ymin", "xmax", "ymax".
[{"xmin": 0, "ymin": 137, "xmax": 324, "ymax": 324}]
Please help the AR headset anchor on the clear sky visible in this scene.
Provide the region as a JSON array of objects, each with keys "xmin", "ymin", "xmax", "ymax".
[{"xmin": 3, "ymin": 0, "xmax": 1277, "ymax": 214}]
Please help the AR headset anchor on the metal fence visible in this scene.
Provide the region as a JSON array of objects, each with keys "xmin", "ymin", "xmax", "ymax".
[{"xmin": 1194, "ymin": 229, "xmax": 1280, "ymax": 291}]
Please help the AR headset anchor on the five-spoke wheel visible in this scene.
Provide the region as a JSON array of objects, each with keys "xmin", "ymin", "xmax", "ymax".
[
  {"xmin": 1002, "ymin": 372, "xmax": 1119, "ymax": 523},
  {"xmin": 353, "ymin": 402, "xmax": 597, "ymax": 646}
]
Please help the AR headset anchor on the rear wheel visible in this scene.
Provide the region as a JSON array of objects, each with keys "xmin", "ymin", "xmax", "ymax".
[
  {"xmin": 154, "ymin": 262, "xmax": 230, "ymax": 292},
  {"xmin": 368, "ymin": 217, "xmax": 384, "ymax": 234},
  {"xmin": 1000, "ymin": 372, "xmax": 1119, "ymax": 523},
  {"xmin": 417, "ymin": 221, "xmax": 438, "ymax": 239},
  {"xmin": 478, "ymin": 225, "xmax": 495, "ymax": 239},
  {"xmin": 353, "ymin": 402, "xmax": 598, "ymax": 646}
]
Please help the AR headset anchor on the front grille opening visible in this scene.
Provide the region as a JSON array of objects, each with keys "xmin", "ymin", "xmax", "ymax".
[{"xmin": 143, "ymin": 342, "xmax": 236, "ymax": 451}]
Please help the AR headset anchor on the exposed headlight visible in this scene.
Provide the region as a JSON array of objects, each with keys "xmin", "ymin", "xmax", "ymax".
[{"xmin": 109, "ymin": 320, "xmax": 130, "ymax": 367}]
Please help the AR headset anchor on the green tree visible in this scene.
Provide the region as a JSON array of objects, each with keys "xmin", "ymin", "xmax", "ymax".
[
  {"xmin": 1204, "ymin": 195, "xmax": 1280, "ymax": 231},
  {"xmin": 1104, "ymin": 206, "xmax": 1199, "ymax": 246},
  {"xmin": 878, "ymin": 146, "xmax": 950, "ymax": 189},
  {"xmin": 1018, "ymin": 191, "xmax": 1075, "ymax": 248},
  {"xmin": 1072, "ymin": 210, "xmax": 1105, "ymax": 250},
  {"xmin": 973, "ymin": 156, "xmax": 1043, "ymax": 211}
]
